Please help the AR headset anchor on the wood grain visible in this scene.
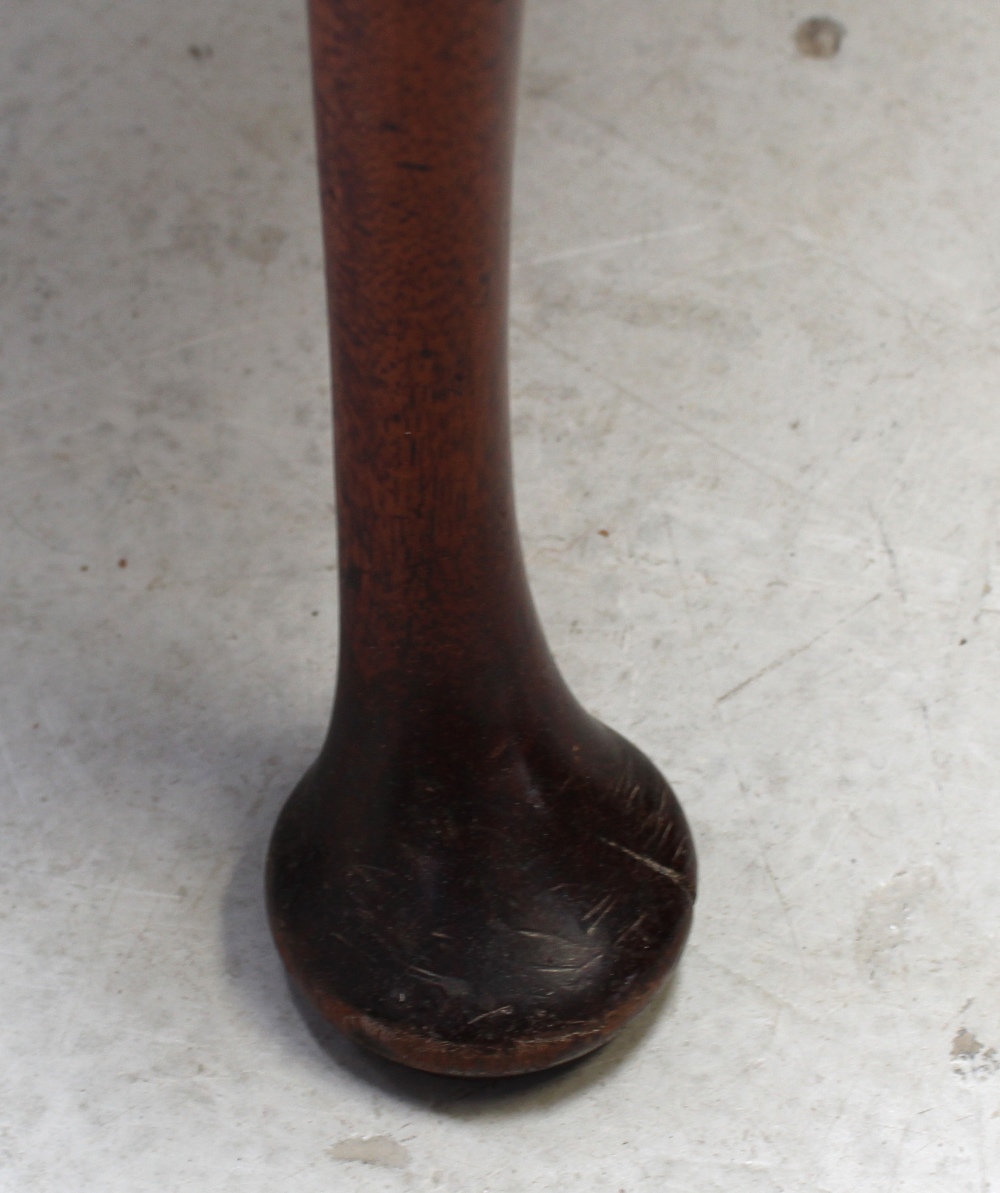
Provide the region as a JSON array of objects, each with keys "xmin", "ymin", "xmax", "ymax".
[{"xmin": 266, "ymin": 0, "xmax": 697, "ymax": 1077}]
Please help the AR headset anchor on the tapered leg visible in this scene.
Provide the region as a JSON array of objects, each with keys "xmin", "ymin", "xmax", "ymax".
[{"xmin": 266, "ymin": 0, "xmax": 697, "ymax": 1077}]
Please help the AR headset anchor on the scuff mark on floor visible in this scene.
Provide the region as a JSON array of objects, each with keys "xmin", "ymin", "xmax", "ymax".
[{"xmin": 328, "ymin": 1135, "xmax": 410, "ymax": 1169}]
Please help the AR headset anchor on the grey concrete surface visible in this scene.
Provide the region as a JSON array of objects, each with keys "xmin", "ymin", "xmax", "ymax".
[{"xmin": 2, "ymin": 1, "xmax": 999, "ymax": 1188}]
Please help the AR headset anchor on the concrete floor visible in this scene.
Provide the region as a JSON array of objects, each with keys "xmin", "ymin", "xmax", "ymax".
[{"xmin": 3, "ymin": 0, "xmax": 1000, "ymax": 1188}]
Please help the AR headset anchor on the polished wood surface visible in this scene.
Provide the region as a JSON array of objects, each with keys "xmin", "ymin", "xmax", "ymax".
[{"xmin": 266, "ymin": 0, "xmax": 697, "ymax": 1077}]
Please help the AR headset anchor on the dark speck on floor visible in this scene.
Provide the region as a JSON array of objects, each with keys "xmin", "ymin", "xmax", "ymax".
[{"xmin": 795, "ymin": 16, "xmax": 845, "ymax": 58}]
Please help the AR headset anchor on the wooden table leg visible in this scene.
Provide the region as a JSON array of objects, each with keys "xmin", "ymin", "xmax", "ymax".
[{"xmin": 266, "ymin": 0, "xmax": 697, "ymax": 1078}]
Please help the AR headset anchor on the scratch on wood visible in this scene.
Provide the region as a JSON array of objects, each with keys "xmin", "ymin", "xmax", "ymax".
[
  {"xmin": 598, "ymin": 837, "xmax": 692, "ymax": 895},
  {"xmin": 514, "ymin": 928, "xmax": 581, "ymax": 946},
  {"xmin": 466, "ymin": 1005, "xmax": 515, "ymax": 1026},
  {"xmin": 615, "ymin": 913, "xmax": 647, "ymax": 944},
  {"xmin": 582, "ymin": 894, "xmax": 618, "ymax": 934},
  {"xmin": 536, "ymin": 958, "xmax": 602, "ymax": 975},
  {"xmin": 581, "ymin": 893, "xmax": 614, "ymax": 923}
]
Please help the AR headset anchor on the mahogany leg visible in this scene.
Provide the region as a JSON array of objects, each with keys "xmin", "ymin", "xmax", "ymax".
[{"xmin": 266, "ymin": 0, "xmax": 697, "ymax": 1077}]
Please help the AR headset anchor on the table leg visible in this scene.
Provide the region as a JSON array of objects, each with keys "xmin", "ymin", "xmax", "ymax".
[{"xmin": 266, "ymin": 0, "xmax": 697, "ymax": 1077}]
